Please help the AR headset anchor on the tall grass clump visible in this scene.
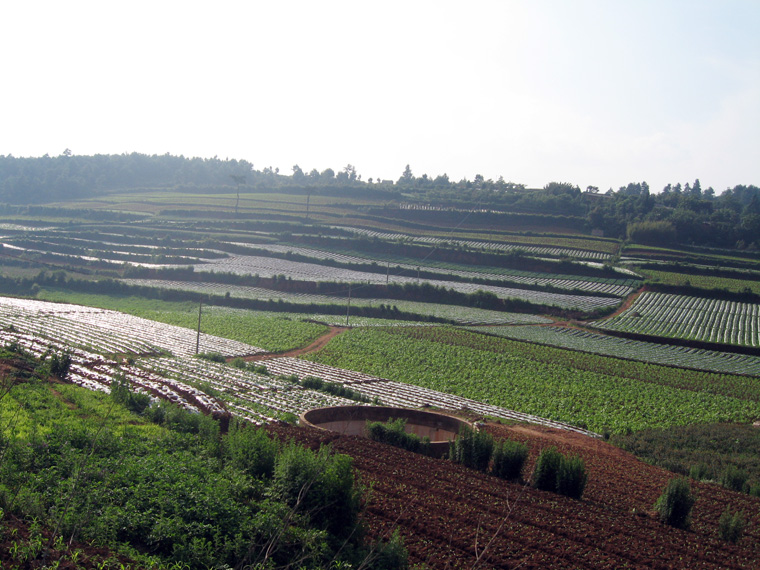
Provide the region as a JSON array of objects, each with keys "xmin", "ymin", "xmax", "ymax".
[
  {"xmin": 654, "ymin": 477, "xmax": 696, "ymax": 529},
  {"xmin": 531, "ymin": 446, "xmax": 588, "ymax": 499},
  {"xmin": 490, "ymin": 439, "xmax": 529, "ymax": 481},
  {"xmin": 720, "ymin": 465, "xmax": 749, "ymax": 493},
  {"xmin": 557, "ymin": 455, "xmax": 588, "ymax": 499},
  {"xmin": 531, "ymin": 446, "xmax": 563, "ymax": 492},
  {"xmin": 449, "ymin": 425, "xmax": 494, "ymax": 472},
  {"xmin": 718, "ymin": 507, "xmax": 745, "ymax": 543}
]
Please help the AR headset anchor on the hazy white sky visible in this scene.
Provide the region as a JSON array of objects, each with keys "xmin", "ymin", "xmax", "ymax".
[{"xmin": 2, "ymin": 0, "xmax": 758, "ymax": 192}]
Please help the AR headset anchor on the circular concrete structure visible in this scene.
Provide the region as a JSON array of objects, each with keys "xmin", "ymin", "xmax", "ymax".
[{"xmin": 300, "ymin": 406, "xmax": 471, "ymax": 458}]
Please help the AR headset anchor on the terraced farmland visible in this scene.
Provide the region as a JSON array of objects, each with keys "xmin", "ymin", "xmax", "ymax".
[
  {"xmin": 304, "ymin": 326, "xmax": 760, "ymax": 433},
  {"xmin": 335, "ymin": 226, "xmax": 613, "ymax": 260},
  {"xmin": 122, "ymin": 279, "xmax": 553, "ymax": 325},
  {"xmin": 592, "ymin": 292, "xmax": 760, "ymax": 347},
  {"xmin": 470, "ymin": 324, "xmax": 760, "ymax": 376},
  {"xmin": 0, "ymin": 296, "xmax": 587, "ymax": 433},
  {"xmin": 237, "ymin": 243, "xmax": 637, "ymax": 295},
  {"xmin": 197, "ymin": 254, "xmax": 622, "ymax": 311}
]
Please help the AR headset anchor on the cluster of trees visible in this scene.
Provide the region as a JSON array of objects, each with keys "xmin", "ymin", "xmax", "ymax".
[{"xmin": 588, "ymin": 180, "xmax": 760, "ymax": 248}]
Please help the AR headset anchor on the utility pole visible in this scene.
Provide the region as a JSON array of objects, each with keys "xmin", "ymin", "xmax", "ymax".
[
  {"xmin": 196, "ymin": 302, "xmax": 202, "ymax": 354},
  {"xmin": 346, "ymin": 283, "xmax": 351, "ymax": 327},
  {"xmin": 386, "ymin": 261, "xmax": 390, "ymax": 285}
]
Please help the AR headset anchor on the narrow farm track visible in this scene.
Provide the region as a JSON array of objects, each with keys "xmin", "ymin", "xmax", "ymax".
[
  {"xmin": 267, "ymin": 423, "xmax": 760, "ymax": 570},
  {"xmin": 241, "ymin": 326, "xmax": 348, "ymax": 361}
]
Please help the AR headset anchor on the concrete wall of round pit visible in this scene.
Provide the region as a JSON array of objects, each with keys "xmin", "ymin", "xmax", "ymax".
[{"xmin": 300, "ymin": 406, "xmax": 471, "ymax": 458}]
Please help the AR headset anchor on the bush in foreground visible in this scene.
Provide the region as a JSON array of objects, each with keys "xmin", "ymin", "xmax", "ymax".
[
  {"xmin": 449, "ymin": 425, "xmax": 494, "ymax": 472},
  {"xmin": 557, "ymin": 454, "xmax": 588, "ymax": 499},
  {"xmin": 531, "ymin": 446, "xmax": 588, "ymax": 499},
  {"xmin": 654, "ymin": 477, "xmax": 696, "ymax": 529},
  {"xmin": 491, "ymin": 439, "xmax": 529, "ymax": 481}
]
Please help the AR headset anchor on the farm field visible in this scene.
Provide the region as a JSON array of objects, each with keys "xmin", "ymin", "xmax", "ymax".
[
  {"xmin": 335, "ymin": 226, "xmax": 614, "ymax": 259},
  {"xmin": 593, "ymin": 291, "xmax": 760, "ymax": 348},
  {"xmin": 194, "ymin": 253, "xmax": 621, "ymax": 311},
  {"xmin": 270, "ymin": 421, "xmax": 760, "ymax": 569},
  {"xmin": 121, "ymin": 279, "xmax": 554, "ymax": 325},
  {"xmin": 304, "ymin": 326, "xmax": 760, "ymax": 433},
  {"xmin": 34, "ymin": 291, "xmax": 332, "ymax": 352},
  {"xmin": 471, "ymin": 324, "xmax": 760, "ymax": 376},
  {"xmin": 638, "ymin": 266, "xmax": 760, "ymax": 294},
  {"xmin": 222, "ymin": 242, "xmax": 637, "ymax": 295}
]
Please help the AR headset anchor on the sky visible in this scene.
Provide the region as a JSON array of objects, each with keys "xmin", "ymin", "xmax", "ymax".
[{"xmin": 2, "ymin": 0, "xmax": 759, "ymax": 193}]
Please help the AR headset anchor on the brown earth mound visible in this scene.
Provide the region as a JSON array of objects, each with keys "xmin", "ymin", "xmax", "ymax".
[{"xmin": 268, "ymin": 421, "xmax": 760, "ymax": 569}]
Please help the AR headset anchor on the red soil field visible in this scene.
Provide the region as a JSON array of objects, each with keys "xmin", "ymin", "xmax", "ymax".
[{"xmin": 269, "ymin": 422, "xmax": 760, "ymax": 569}]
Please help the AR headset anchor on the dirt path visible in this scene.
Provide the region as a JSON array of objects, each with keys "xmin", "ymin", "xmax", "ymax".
[{"xmin": 242, "ymin": 325, "xmax": 348, "ymax": 362}]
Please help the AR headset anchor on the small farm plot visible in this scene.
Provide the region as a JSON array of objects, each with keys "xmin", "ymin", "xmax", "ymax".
[
  {"xmin": 62, "ymin": 310, "xmax": 265, "ymax": 357},
  {"xmin": 333, "ymin": 226, "xmax": 612, "ymax": 260},
  {"xmin": 472, "ymin": 325, "xmax": 760, "ymax": 377},
  {"xmin": 137, "ymin": 356, "xmax": 358, "ymax": 423},
  {"xmin": 592, "ymin": 292, "xmax": 760, "ymax": 348},
  {"xmin": 0, "ymin": 296, "xmax": 265, "ymax": 357},
  {"xmin": 0, "ymin": 300, "xmax": 161, "ymax": 355},
  {"xmin": 0, "ymin": 329, "xmax": 224, "ymax": 415},
  {"xmin": 261, "ymin": 356, "xmax": 597, "ymax": 436}
]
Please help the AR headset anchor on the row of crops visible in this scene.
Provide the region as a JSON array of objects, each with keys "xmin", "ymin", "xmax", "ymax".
[
  {"xmin": 334, "ymin": 226, "xmax": 612, "ymax": 260},
  {"xmin": 121, "ymin": 279, "xmax": 554, "ymax": 325},
  {"xmin": 199, "ymin": 254, "xmax": 622, "ymax": 311},
  {"xmin": 593, "ymin": 292, "xmax": 760, "ymax": 348},
  {"xmin": 241, "ymin": 243, "xmax": 637, "ymax": 296},
  {"xmin": 470, "ymin": 325, "xmax": 760, "ymax": 377},
  {"xmin": 0, "ymin": 236, "xmax": 216, "ymax": 266}
]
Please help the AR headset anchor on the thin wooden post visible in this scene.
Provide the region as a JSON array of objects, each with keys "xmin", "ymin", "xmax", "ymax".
[
  {"xmin": 346, "ymin": 283, "xmax": 351, "ymax": 327},
  {"xmin": 196, "ymin": 302, "xmax": 202, "ymax": 354}
]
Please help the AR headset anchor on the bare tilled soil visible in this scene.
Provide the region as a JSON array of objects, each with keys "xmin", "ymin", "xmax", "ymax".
[{"xmin": 268, "ymin": 422, "xmax": 760, "ymax": 570}]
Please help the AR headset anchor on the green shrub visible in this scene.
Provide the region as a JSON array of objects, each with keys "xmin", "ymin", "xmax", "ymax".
[
  {"xmin": 366, "ymin": 418, "xmax": 424, "ymax": 453},
  {"xmin": 225, "ymin": 420, "xmax": 279, "ymax": 479},
  {"xmin": 531, "ymin": 447, "xmax": 588, "ymax": 499},
  {"xmin": 654, "ymin": 477, "xmax": 695, "ymax": 529},
  {"xmin": 718, "ymin": 507, "xmax": 745, "ymax": 543},
  {"xmin": 49, "ymin": 350, "xmax": 72, "ymax": 380},
  {"xmin": 370, "ymin": 528, "xmax": 409, "ymax": 570},
  {"xmin": 720, "ymin": 465, "xmax": 749, "ymax": 493},
  {"xmin": 490, "ymin": 440, "xmax": 528, "ymax": 481},
  {"xmin": 301, "ymin": 376, "xmax": 324, "ymax": 390},
  {"xmin": 230, "ymin": 357, "xmax": 247, "ymax": 369},
  {"xmin": 449, "ymin": 425, "xmax": 494, "ymax": 472},
  {"xmin": 689, "ymin": 463, "xmax": 715, "ymax": 482},
  {"xmin": 270, "ymin": 443, "xmax": 361, "ymax": 539},
  {"xmin": 557, "ymin": 455, "xmax": 588, "ymax": 499},
  {"xmin": 195, "ymin": 351, "xmax": 226, "ymax": 363},
  {"xmin": 532, "ymin": 446, "xmax": 563, "ymax": 492},
  {"xmin": 109, "ymin": 373, "xmax": 151, "ymax": 415}
]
